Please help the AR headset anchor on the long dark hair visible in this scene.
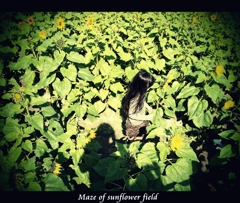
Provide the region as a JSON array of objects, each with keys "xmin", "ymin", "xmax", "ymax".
[{"xmin": 122, "ymin": 69, "xmax": 155, "ymax": 116}]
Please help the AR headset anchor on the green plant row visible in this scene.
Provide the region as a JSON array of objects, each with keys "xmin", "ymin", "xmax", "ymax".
[{"xmin": 0, "ymin": 12, "xmax": 239, "ymax": 191}]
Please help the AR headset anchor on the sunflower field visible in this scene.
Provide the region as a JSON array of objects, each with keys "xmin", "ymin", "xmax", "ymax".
[{"xmin": 0, "ymin": 12, "xmax": 240, "ymax": 192}]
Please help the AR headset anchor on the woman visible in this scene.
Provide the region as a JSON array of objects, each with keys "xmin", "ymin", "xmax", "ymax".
[{"xmin": 122, "ymin": 69, "xmax": 155, "ymax": 142}]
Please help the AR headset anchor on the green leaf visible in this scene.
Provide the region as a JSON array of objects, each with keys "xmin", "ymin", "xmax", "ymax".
[
  {"xmin": 8, "ymin": 55, "xmax": 32, "ymax": 71},
  {"xmin": 94, "ymin": 100, "xmax": 106, "ymax": 114},
  {"xmin": 165, "ymin": 160, "xmax": 191, "ymax": 183},
  {"xmin": 177, "ymin": 84, "xmax": 200, "ymax": 99},
  {"xmin": 116, "ymin": 46, "xmax": 133, "ymax": 62},
  {"xmin": 31, "ymin": 96, "xmax": 48, "ymax": 106},
  {"xmin": 54, "ymin": 50, "xmax": 65, "ymax": 65},
  {"xmin": 25, "ymin": 114, "xmax": 44, "ymax": 132},
  {"xmin": 74, "ymin": 103, "xmax": 87, "ymax": 118},
  {"xmin": 0, "ymin": 103, "xmax": 23, "ymax": 117},
  {"xmin": 60, "ymin": 64, "xmax": 77, "ymax": 81},
  {"xmin": 175, "ymin": 145, "xmax": 199, "ymax": 162},
  {"xmin": 99, "ymin": 89, "xmax": 109, "ymax": 101},
  {"xmin": 70, "ymin": 149, "xmax": 84, "ymax": 166},
  {"xmin": 78, "ymin": 68, "xmax": 95, "ymax": 81},
  {"xmin": 93, "ymin": 157, "xmax": 115, "ymax": 176},
  {"xmin": 105, "ymin": 160, "xmax": 128, "ymax": 183},
  {"xmin": 163, "ymin": 95, "xmax": 176, "ymax": 109},
  {"xmin": 109, "ymin": 82, "xmax": 125, "ymax": 94},
  {"xmin": 125, "ymin": 174, "xmax": 148, "ymax": 191},
  {"xmin": 204, "ymin": 84, "xmax": 224, "ymax": 104},
  {"xmin": 8, "ymin": 146, "xmax": 22, "ymax": 164},
  {"xmin": 87, "ymin": 103, "xmax": 99, "ymax": 117},
  {"xmin": 136, "ymin": 153, "xmax": 153, "ymax": 169},
  {"xmin": 188, "ymin": 96, "xmax": 208, "ymax": 120},
  {"xmin": 67, "ymin": 89, "xmax": 80, "ymax": 103},
  {"xmin": 98, "ymin": 58, "xmax": 112, "ymax": 76},
  {"xmin": 20, "ymin": 156, "xmax": 36, "ymax": 172},
  {"xmin": 146, "ymin": 126, "xmax": 164, "ymax": 139},
  {"xmin": 108, "ymin": 97, "xmax": 121, "ymax": 111},
  {"xmin": 52, "ymin": 78, "xmax": 71, "ymax": 98},
  {"xmin": 44, "ymin": 173, "xmax": 70, "ymax": 191},
  {"xmin": 154, "ymin": 58, "xmax": 165, "ymax": 71},
  {"xmin": 27, "ymin": 182, "xmax": 42, "ymax": 191},
  {"xmin": 67, "ymin": 51, "xmax": 85, "ymax": 64},
  {"xmin": 192, "ymin": 110, "xmax": 213, "ymax": 128},
  {"xmin": 162, "ymin": 48, "xmax": 179, "ymax": 60},
  {"xmin": 42, "ymin": 105, "xmax": 56, "ymax": 117},
  {"xmin": 157, "ymin": 142, "xmax": 170, "ymax": 161},
  {"xmin": 140, "ymin": 142, "xmax": 159, "ymax": 162},
  {"xmin": 219, "ymin": 144, "xmax": 235, "ymax": 159},
  {"xmin": 218, "ymin": 129, "xmax": 235, "ymax": 140},
  {"xmin": 22, "ymin": 140, "xmax": 33, "ymax": 153},
  {"xmin": 70, "ymin": 164, "xmax": 91, "ymax": 188},
  {"xmin": 35, "ymin": 139, "xmax": 49, "ymax": 157}
]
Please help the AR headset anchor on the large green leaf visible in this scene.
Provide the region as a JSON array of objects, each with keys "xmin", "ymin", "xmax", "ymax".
[
  {"xmin": 52, "ymin": 77, "xmax": 71, "ymax": 98},
  {"xmin": 177, "ymin": 84, "xmax": 200, "ymax": 99},
  {"xmin": 54, "ymin": 50, "xmax": 65, "ymax": 65},
  {"xmin": 35, "ymin": 139, "xmax": 49, "ymax": 157},
  {"xmin": 188, "ymin": 96, "xmax": 208, "ymax": 120},
  {"xmin": 105, "ymin": 160, "xmax": 128, "ymax": 183},
  {"xmin": 25, "ymin": 113, "xmax": 44, "ymax": 132},
  {"xmin": 125, "ymin": 174, "xmax": 148, "ymax": 191},
  {"xmin": 109, "ymin": 82, "xmax": 125, "ymax": 94},
  {"xmin": 21, "ymin": 140, "xmax": 33, "ymax": 153},
  {"xmin": 44, "ymin": 173, "xmax": 70, "ymax": 191},
  {"xmin": 0, "ymin": 103, "xmax": 23, "ymax": 118},
  {"xmin": 157, "ymin": 142, "xmax": 170, "ymax": 161},
  {"xmin": 175, "ymin": 145, "xmax": 199, "ymax": 162},
  {"xmin": 165, "ymin": 159, "xmax": 192, "ymax": 183},
  {"xmin": 67, "ymin": 51, "xmax": 85, "ymax": 64},
  {"xmin": 70, "ymin": 149, "xmax": 84, "ymax": 166},
  {"xmin": 74, "ymin": 103, "xmax": 87, "ymax": 118},
  {"xmin": 218, "ymin": 129, "xmax": 235, "ymax": 140},
  {"xmin": 192, "ymin": 110, "xmax": 213, "ymax": 128},
  {"xmin": 219, "ymin": 144, "xmax": 235, "ymax": 159},
  {"xmin": 60, "ymin": 64, "xmax": 77, "ymax": 81},
  {"xmin": 204, "ymin": 83, "xmax": 225, "ymax": 104},
  {"xmin": 136, "ymin": 153, "xmax": 153, "ymax": 169},
  {"xmin": 78, "ymin": 68, "xmax": 95, "ymax": 81},
  {"xmin": 93, "ymin": 157, "xmax": 115, "ymax": 176},
  {"xmin": 7, "ymin": 146, "xmax": 22, "ymax": 164}
]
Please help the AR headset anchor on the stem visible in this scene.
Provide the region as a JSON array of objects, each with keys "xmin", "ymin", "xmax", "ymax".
[{"xmin": 31, "ymin": 46, "xmax": 38, "ymax": 60}]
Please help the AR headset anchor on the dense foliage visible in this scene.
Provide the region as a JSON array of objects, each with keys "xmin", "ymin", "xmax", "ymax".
[{"xmin": 0, "ymin": 12, "xmax": 240, "ymax": 191}]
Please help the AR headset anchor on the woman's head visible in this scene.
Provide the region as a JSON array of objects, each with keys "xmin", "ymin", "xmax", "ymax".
[
  {"xmin": 130, "ymin": 70, "xmax": 155, "ymax": 93},
  {"xmin": 122, "ymin": 69, "xmax": 155, "ymax": 115}
]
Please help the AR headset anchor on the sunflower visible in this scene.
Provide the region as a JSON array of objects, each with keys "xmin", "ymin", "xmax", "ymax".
[
  {"xmin": 13, "ymin": 92, "xmax": 22, "ymax": 103},
  {"xmin": 57, "ymin": 17, "xmax": 65, "ymax": 30},
  {"xmin": 53, "ymin": 161, "xmax": 62, "ymax": 176},
  {"xmin": 38, "ymin": 30, "xmax": 47, "ymax": 39},
  {"xmin": 88, "ymin": 130, "xmax": 96, "ymax": 139},
  {"xmin": 223, "ymin": 100, "xmax": 235, "ymax": 110},
  {"xmin": 87, "ymin": 15, "xmax": 93, "ymax": 30},
  {"xmin": 215, "ymin": 65, "xmax": 224, "ymax": 76},
  {"xmin": 27, "ymin": 16, "xmax": 35, "ymax": 25},
  {"xmin": 210, "ymin": 14, "xmax": 217, "ymax": 21},
  {"xmin": 170, "ymin": 134, "xmax": 185, "ymax": 151},
  {"xmin": 192, "ymin": 17, "xmax": 197, "ymax": 25},
  {"xmin": 162, "ymin": 76, "xmax": 174, "ymax": 91},
  {"xmin": 86, "ymin": 136, "xmax": 92, "ymax": 144},
  {"xmin": 138, "ymin": 13, "xmax": 141, "ymax": 22}
]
